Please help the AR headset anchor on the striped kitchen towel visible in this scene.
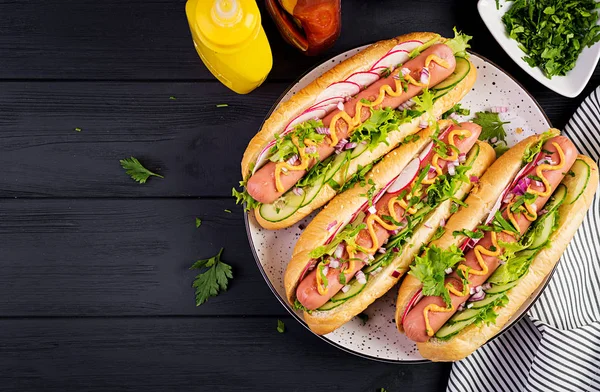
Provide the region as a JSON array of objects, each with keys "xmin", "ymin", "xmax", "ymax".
[{"xmin": 447, "ymin": 87, "xmax": 600, "ymax": 392}]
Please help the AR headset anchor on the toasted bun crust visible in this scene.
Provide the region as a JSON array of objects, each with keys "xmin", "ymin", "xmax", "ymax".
[
  {"xmin": 395, "ymin": 130, "xmax": 562, "ymax": 331},
  {"xmin": 416, "ymin": 154, "xmax": 598, "ymax": 361},
  {"xmin": 242, "ymin": 32, "xmax": 440, "ymax": 178},
  {"xmin": 249, "ymin": 34, "xmax": 478, "ymax": 230},
  {"xmin": 285, "ymin": 139, "xmax": 496, "ymax": 335}
]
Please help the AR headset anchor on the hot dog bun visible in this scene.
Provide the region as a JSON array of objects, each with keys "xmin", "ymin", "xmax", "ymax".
[
  {"xmin": 244, "ymin": 32, "xmax": 478, "ymax": 230},
  {"xmin": 284, "ymin": 122, "xmax": 496, "ymax": 335},
  {"xmin": 395, "ymin": 130, "xmax": 561, "ymax": 330},
  {"xmin": 415, "ymin": 154, "xmax": 598, "ymax": 361}
]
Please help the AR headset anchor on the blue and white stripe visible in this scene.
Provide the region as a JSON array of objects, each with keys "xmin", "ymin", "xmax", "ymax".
[{"xmin": 447, "ymin": 87, "xmax": 600, "ymax": 392}]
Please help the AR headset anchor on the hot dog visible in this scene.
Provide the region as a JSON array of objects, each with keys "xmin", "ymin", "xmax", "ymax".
[
  {"xmin": 395, "ymin": 130, "xmax": 599, "ymax": 361},
  {"xmin": 235, "ymin": 30, "xmax": 477, "ymax": 230},
  {"xmin": 247, "ymin": 44, "xmax": 457, "ymax": 204},
  {"xmin": 284, "ymin": 120, "xmax": 496, "ymax": 335}
]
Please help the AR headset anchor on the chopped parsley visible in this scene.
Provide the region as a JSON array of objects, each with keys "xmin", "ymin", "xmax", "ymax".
[
  {"xmin": 277, "ymin": 319, "xmax": 285, "ymax": 333},
  {"xmin": 452, "ymin": 229, "xmax": 484, "ymax": 239}
]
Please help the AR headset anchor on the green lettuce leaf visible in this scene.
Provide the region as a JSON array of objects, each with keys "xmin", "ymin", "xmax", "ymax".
[
  {"xmin": 409, "ymin": 244, "xmax": 465, "ymax": 306},
  {"xmin": 444, "ymin": 27, "xmax": 473, "ymax": 58}
]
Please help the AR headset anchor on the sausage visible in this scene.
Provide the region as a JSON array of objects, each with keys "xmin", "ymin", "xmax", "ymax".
[
  {"xmin": 296, "ymin": 122, "xmax": 482, "ymax": 310},
  {"xmin": 402, "ymin": 136, "xmax": 578, "ymax": 342},
  {"xmin": 247, "ymin": 44, "xmax": 457, "ymax": 204}
]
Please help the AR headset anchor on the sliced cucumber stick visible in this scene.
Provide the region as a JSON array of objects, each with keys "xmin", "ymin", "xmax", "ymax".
[
  {"xmin": 436, "ymin": 318, "xmax": 475, "ymax": 339},
  {"xmin": 433, "ymin": 57, "xmax": 471, "ymax": 91},
  {"xmin": 485, "ymin": 279, "xmax": 520, "ymax": 294},
  {"xmin": 331, "ymin": 278, "xmax": 367, "ymax": 302},
  {"xmin": 565, "ymin": 159, "xmax": 591, "ymax": 205},
  {"xmin": 258, "ymin": 191, "xmax": 305, "ymax": 223}
]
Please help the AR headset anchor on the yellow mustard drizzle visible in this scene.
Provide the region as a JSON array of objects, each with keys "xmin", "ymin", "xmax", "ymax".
[
  {"xmin": 422, "ymin": 143, "xmax": 566, "ymax": 337},
  {"xmin": 422, "ymin": 129, "xmax": 471, "ymax": 185},
  {"xmin": 363, "ymin": 213, "xmax": 399, "ymax": 254},
  {"xmin": 316, "ymin": 263, "xmax": 328, "ymax": 295},
  {"xmin": 274, "ymin": 136, "xmax": 313, "ymax": 192}
]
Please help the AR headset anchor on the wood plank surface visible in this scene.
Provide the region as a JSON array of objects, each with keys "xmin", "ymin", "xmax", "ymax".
[
  {"xmin": 0, "ymin": 81, "xmax": 591, "ymax": 198},
  {"xmin": 0, "ymin": 317, "xmax": 451, "ymax": 392},
  {"xmin": 0, "ymin": 198, "xmax": 289, "ymax": 316}
]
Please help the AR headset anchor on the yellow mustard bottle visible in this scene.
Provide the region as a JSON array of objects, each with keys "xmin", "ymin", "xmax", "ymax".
[{"xmin": 186, "ymin": 0, "xmax": 273, "ymax": 94}]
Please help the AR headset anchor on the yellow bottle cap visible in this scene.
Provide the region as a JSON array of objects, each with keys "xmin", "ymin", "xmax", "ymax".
[{"xmin": 194, "ymin": 0, "xmax": 261, "ymax": 53}]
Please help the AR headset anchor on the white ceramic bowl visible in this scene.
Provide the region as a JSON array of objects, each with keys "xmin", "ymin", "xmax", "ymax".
[{"xmin": 478, "ymin": 0, "xmax": 600, "ymax": 98}]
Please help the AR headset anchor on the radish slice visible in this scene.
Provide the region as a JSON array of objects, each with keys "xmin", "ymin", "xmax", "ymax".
[
  {"xmin": 253, "ymin": 139, "xmax": 277, "ymax": 174},
  {"xmin": 387, "ymin": 158, "xmax": 420, "ymax": 193},
  {"xmin": 401, "ymin": 289, "xmax": 423, "ymax": 324},
  {"xmin": 314, "ymin": 81, "xmax": 361, "ymax": 103},
  {"xmin": 389, "ymin": 40, "xmax": 423, "ymax": 53},
  {"xmin": 308, "ymin": 96, "xmax": 345, "ymax": 114},
  {"xmin": 418, "ymin": 141, "xmax": 434, "ymax": 162},
  {"xmin": 346, "ymin": 71, "xmax": 381, "ymax": 87},
  {"xmin": 371, "ymin": 50, "xmax": 410, "ymax": 71}
]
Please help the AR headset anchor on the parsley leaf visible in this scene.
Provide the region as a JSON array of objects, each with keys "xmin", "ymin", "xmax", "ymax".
[
  {"xmin": 120, "ymin": 157, "xmax": 164, "ymax": 184},
  {"xmin": 190, "ymin": 248, "xmax": 233, "ymax": 306},
  {"xmin": 277, "ymin": 319, "xmax": 285, "ymax": 333},
  {"xmin": 442, "ymin": 103, "xmax": 470, "ymax": 119},
  {"xmin": 195, "ymin": 217, "xmax": 202, "ymax": 228},
  {"xmin": 472, "ymin": 111, "xmax": 510, "ymax": 143}
]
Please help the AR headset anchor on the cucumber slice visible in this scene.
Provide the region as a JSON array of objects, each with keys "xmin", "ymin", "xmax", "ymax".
[
  {"xmin": 331, "ymin": 278, "xmax": 367, "ymax": 302},
  {"xmin": 432, "ymin": 86, "xmax": 452, "ymax": 100},
  {"xmin": 565, "ymin": 159, "xmax": 591, "ymax": 205},
  {"xmin": 350, "ymin": 142, "xmax": 369, "ymax": 159},
  {"xmin": 363, "ymin": 259, "xmax": 383, "ymax": 274},
  {"xmin": 485, "ymin": 279, "xmax": 520, "ymax": 294},
  {"xmin": 529, "ymin": 210, "xmax": 556, "ymax": 250},
  {"xmin": 450, "ymin": 307, "xmax": 480, "ymax": 322},
  {"xmin": 545, "ymin": 183, "xmax": 567, "ymax": 212},
  {"xmin": 300, "ymin": 176, "xmax": 325, "ymax": 207},
  {"xmin": 435, "ymin": 318, "xmax": 476, "ymax": 339},
  {"xmin": 258, "ymin": 191, "xmax": 305, "ymax": 223},
  {"xmin": 317, "ymin": 300, "xmax": 343, "ymax": 311},
  {"xmin": 324, "ymin": 152, "xmax": 350, "ymax": 183},
  {"xmin": 464, "ymin": 143, "xmax": 480, "ymax": 166},
  {"xmin": 432, "ymin": 57, "xmax": 471, "ymax": 91},
  {"xmin": 469, "ymin": 293, "xmax": 504, "ymax": 309}
]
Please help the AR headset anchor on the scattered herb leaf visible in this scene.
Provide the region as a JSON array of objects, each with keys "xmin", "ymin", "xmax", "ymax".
[
  {"xmin": 120, "ymin": 157, "xmax": 164, "ymax": 184},
  {"xmin": 190, "ymin": 248, "xmax": 233, "ymax": 306}
]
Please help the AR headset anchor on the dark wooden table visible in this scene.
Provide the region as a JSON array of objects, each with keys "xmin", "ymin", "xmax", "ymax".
[{"xmin": 1, "ymin": 0, "xmax": 598, "ymax": 391}]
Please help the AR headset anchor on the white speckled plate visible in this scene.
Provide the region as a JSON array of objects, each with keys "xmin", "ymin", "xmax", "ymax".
[{"xmin": 245, "ymin": 47, "xmax": 552, "ymax": 362}]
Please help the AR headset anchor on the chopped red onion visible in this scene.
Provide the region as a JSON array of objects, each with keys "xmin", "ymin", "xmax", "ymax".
[
  {"xmin": 337, "ymin": 101, "xmax": 345, "ymax": 111},
  {"xmin": 368, "ymin": 205, "xmax": 377, "ymax": 214},
  {"xmin": 391, "ymin": 270, "xmax": 401, "ymax": 278},
  {"xmin": 344, "ymin": 142, "xmax": 358, "ymax": 150},
  {"xmin": 449, "ymin": 112, "xmax": 458, "ymax": 120},
  {"xmin": 367, "ymin": 254, "xmax": 375, "ymax": 261},
  {"xmin": 469, "ymin": 287, "xmax": 475, "ymax": 295},
  {"xmin": 377, "ymin": 247, "xmax": 386, "ymax": 254},
  {"xmin": 490, "ymin": 137, "xmax": 498, "ymax": 144},
  {"xmin": 470, "ymin": 176, "xmax": 479, "ymax": 183},
  {"xmin": 370, "ymin": 267, "xmax": 383, "ymax": 276},
  {"xmin": 392, "ymin": 247, "xmax": 400, "ymax": 253},
  {"xmin": 459, "ymin": 153, "xmax": 466, "ymax": 163},
  {"xmin": 420, "ymin": 67, "xmax": 430, "ymax": 85},
  {"xmin": 513, "ymin": 176, "xmax": 531, "ymax": 196},
  {"xmin": 448, "ymin": 164, "xmax": 456, "ymax": 176},
  {"xmin": 445, "ymin": 267, "xmax": 453, "ymax": 275},
  {"xmin": 328, "ymin": 258, "xmax": 340, "ymax": 269},
  {"xmin": 535, "ymin": 180, "xmax": 543, "ymax": 187},
  {"xmin": 469, "ymin": 290, "xmax": 486, "ymax": 302},
  {"xmin": 390, "ymin": 228, "xmax": 400, "ymax": 235},
  {"xmin": 398, "ymin": 99, "xmax": 415, "ymax": 110},
  {"xmin": 281, "ymin": 166, "xmax": 289, "ymax": 173},
  {"xmin": 428, "ymin": 165, "xmax": 437, "ymax": 173},
  {"xmin": 326, "ymin": 220, "xmax": 338, "ymax": 231},
  {"xmin": 401, "ymin": 67, "xmax": 411, "ymax": 76},
  {"xmin": 419, "ymin": 120, "xmax": 429, "ymax": 128},
  {"xmin": 355, "ymin": 270, "xmax": 367, "ymax": 285},
  {"xmin": 440, "ymin": 218, "xmax": 446, "ymax": 227},
  {"xmin": 316, "ymin": 126, "xmax": 330, "ymax": 135},
  {"xmin": 322, "ymin": 266, "xmax": 329, "ymax": 275},
  {"xmin": 292, "ymin": 187, "xmax": 304, "ymax": 196},
  {"xmin": 341, "ymin": 285, "xmax": 351, "ymax": 293},
  {"xmin": 467, "ymin": 303, "xmax": 474, "ymax": 308},
  {"xmin": 537, "ymin": 159, "xmax": 548, "ymax": 166},
  {"xmin": 305, "ymin": 145, "xmax": 317, "ymax": 154},
  {"xmin": 393, "ymin": 74, "xmax": 401, "ymax": 80},
  {"xmin": 424, "ymin": 223, "xmax": 432, "ymax": 229},
  {"xmin": 334, "ymin": 138, "xmax": 348, "ymax": 152},
  {"xmin": 457, "ymin": 302, "xmax": 466, "ymax": 312},
  {"xmin": 539, "ymin": 208, "xmax": 548, "ymax": 215},
  {"xmin": 503, "ymin": 192, "xmax": 514, "ymax": 204},
  {"xmin": 475, "ymin": 285, "xmax": 483, "ymax": 293},
  {"xmin": 481, "ymin": 282, "xmax": 492, "ymax": 291},
  {"xmin": 491, "ymin": 106, "xmax": 508, "ymax": 113},
  {"xmin": 334, "ymin": 243, "xmax": 345, "ymax": 258}
]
